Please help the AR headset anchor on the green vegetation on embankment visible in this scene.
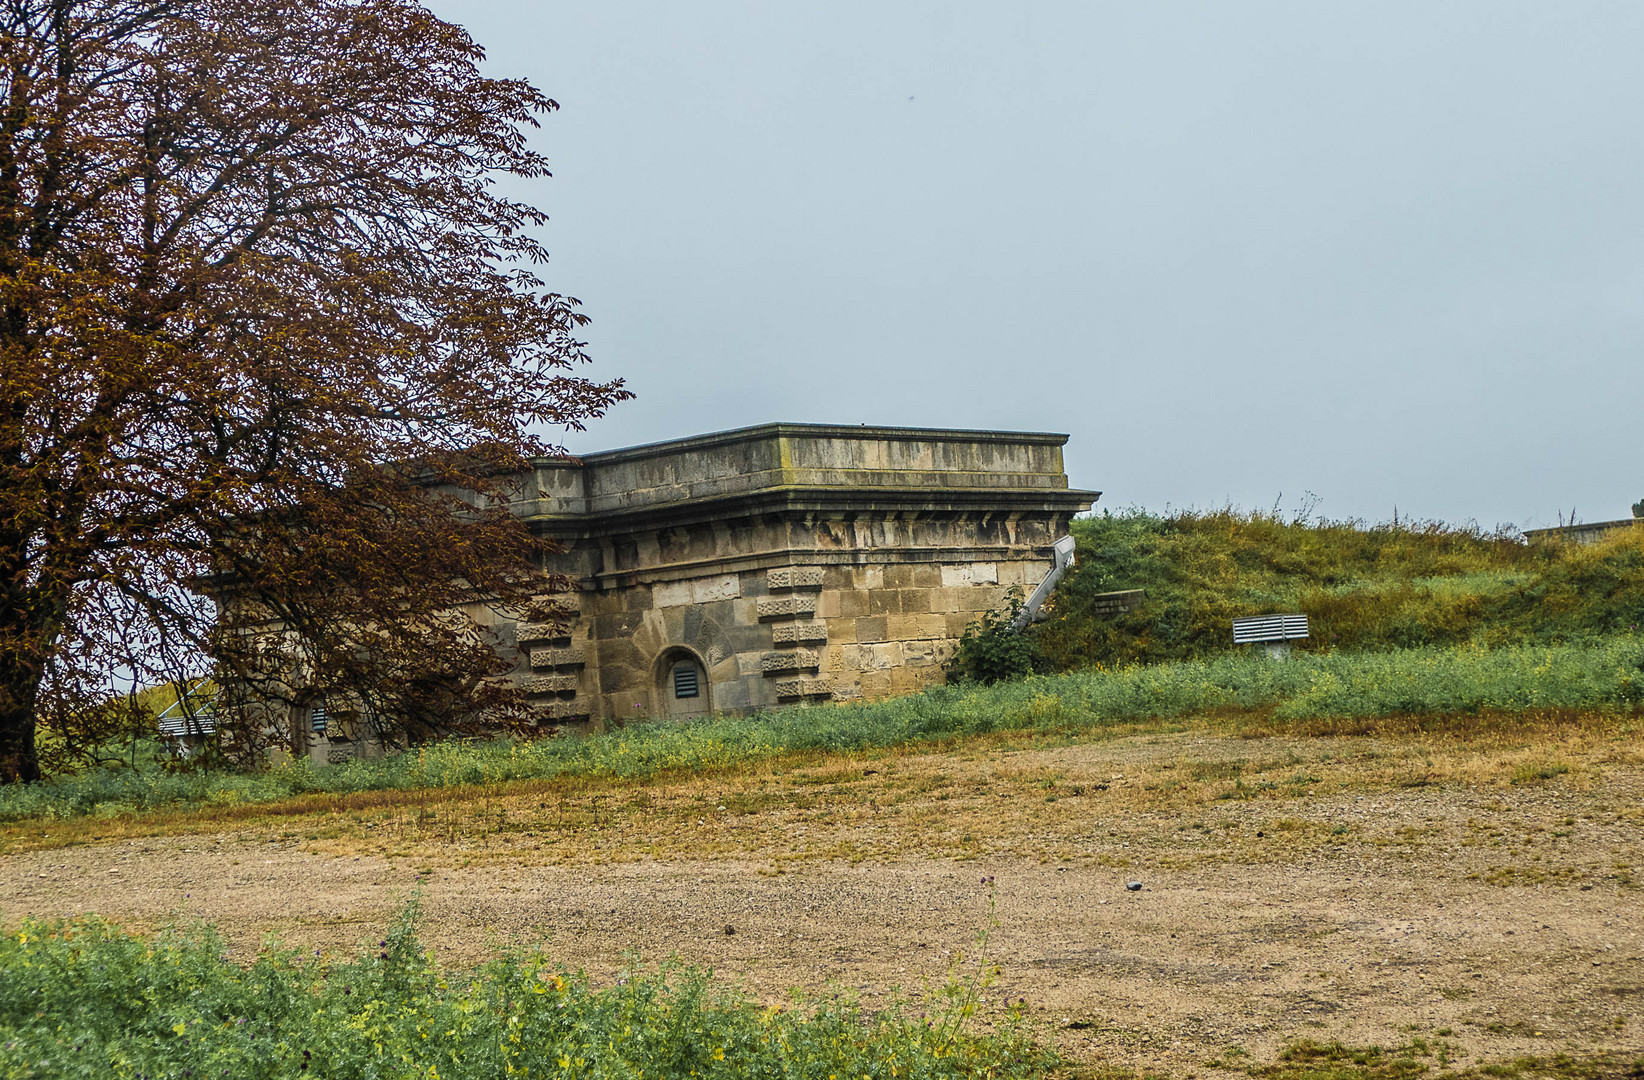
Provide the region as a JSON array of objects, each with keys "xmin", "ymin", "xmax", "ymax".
[
  {"xmin": 4, "ymin": 635, "xmax": 1641, "ymax": 822},
  {"xmin": 1035, "ymin": 509, "xmax": 1644, "ymax": 668},
  {"xmin": 3, "ymin": 510, "xmax": 1639, "ymax": 824}
]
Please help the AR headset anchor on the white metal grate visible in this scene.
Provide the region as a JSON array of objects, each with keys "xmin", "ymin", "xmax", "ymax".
[{"xmin": 1232, "ymin": 614, "xmax": 1309, "ymax": 644}]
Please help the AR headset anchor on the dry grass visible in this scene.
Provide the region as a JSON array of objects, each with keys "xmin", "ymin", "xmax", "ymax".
[{"xmin": 8, "ymin": 709, "xmax": 1638, "ymax": 879}]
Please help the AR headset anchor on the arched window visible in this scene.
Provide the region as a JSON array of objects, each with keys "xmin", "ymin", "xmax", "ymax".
[{"xmin": 657, "ymin": 650, "xmax": 710, "ymax": 718}]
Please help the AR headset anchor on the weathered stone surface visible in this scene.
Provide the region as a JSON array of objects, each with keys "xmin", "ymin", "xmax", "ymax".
[
  {"xmin": 760, "ymin": 649, "xmax": 820, "ymax": 674},
  {"xmin": 654, "ymin": 574, "xmax": 741, "ymax": 608},
  {"xmin": 940, "ymin": 563, "xmax": 999, "ymax": 587},
  {"xmin": 530, "ymin": 646, "xmax": 585, "ymax": 669},
  {"xmin": 521, "ymin": 674, "xmax": 580, "ymax": 695},
  {"xmin": 766, "ymin": 567, "xmax": 824, "ymax": 591},
  {"xmin": 836, "ymin": 643, "xmax": 903, "ymax": 671},
  {"xmin": 773, "ymin": 676, "xmax": 834, "ymax": 698},
  {"xmin": 771, "ymin": 622, "xmax": 829, "ymax": 644},
  {"xmin": 539, "ymin": 699, "xmax": 592, "ymax": 720},
  {"xmin": 757, "ymin": 595, "xmax": 817, "ymax": 619}
]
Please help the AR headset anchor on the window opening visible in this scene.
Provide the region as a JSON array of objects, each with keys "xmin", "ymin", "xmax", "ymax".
[{"xmin": 310, "ymin": 700, "xmax": 329, "ymax": 734}]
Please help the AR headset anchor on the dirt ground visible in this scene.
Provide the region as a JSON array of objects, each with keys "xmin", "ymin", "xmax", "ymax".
[{"xmin": 4, "ymin": 725, "xmax": 1642, "ymax": 1073}]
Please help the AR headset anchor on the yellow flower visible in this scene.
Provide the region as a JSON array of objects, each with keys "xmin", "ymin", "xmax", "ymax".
[
  {"xmin": 712, "ymin": 1047, "xmax": 725, "ymax": 1061},
  {"xmin": 173, "ymin": 1022, "xmax": 186, "ymax": 1036}
]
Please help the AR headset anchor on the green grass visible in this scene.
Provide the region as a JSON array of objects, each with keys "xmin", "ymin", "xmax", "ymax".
[
  {"xmin": 0, "ymin": 902, "xmax": 1046, "ymax": 1080},
  {"xmin": 4, "ymin": 634, "xmax": 1642, "ymax": 823},
  {"xmin": 1036, "ymin": 510, "xmax": 1644, "ymax": 668}
]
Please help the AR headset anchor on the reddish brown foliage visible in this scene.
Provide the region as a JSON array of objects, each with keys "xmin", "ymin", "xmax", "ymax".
[{"xmin": 0, "ymin": 0, "xmax": 630, "ymax": 780}]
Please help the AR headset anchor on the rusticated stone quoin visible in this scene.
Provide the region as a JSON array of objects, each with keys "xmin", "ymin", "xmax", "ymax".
[
  {"xmin": 760, "ymin": 649, "xmax": 820, "ymax": 674},
  {"xmin": 539, "ymin": 699, "xmax": 592, "ymax": 720},
  {"xmin": 529, "ymin": 646, "xmax": 585, "ymax": 669},
  {"xmin": 756, "ymin": 595, "xmax": 818, "ymax": 620},
  {"xmin": 515, "ymin": 622, "xmax": 571, "ymax": 645},
  {"xmin": 766, "ymin": 567, "xmax": 825, "ymax": 591},
  {"xmin": 521, "ymin": 674, "xmax": 580, "ymax": 695},
  {"xmin": 770, "ymin": 622, "xmax": 829, "ymax": 644},
  {"xmin": 773, "ymin": 676, "xmax": 835, "ymax": 699}
]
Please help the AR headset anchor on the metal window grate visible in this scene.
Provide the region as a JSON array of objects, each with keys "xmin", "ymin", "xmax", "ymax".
[
  {"xmin": 1232, "ymin": 614, "xmax": 1309, "ymax": 644},
  {"xmin": 310, "ymin": 701, "xmax": 329, "ymax": 734},
  {"xmin": 672, "ymin": 664, "xmax": 699, "ymax": 699}
]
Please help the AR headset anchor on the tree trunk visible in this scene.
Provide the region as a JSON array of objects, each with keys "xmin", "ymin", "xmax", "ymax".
[{"xmin": 0, "ymin": 674, "xmax": 42, "ymax": 784}]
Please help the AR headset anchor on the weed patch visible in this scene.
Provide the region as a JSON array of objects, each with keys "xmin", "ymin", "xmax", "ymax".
[{"xmin": 0, "ymin": 903, "xmax": 1051, "ymax": 1079}]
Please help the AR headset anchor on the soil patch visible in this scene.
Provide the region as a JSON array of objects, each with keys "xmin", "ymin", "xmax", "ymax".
[{"xmin": 4, "ymin": 728, "xmax": 1641, "ymax": 1073}]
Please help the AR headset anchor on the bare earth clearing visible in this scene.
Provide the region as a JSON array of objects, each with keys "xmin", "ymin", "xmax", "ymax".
[{"xmin": 4, "ymin": 724, "xmax": 1643, "ymax": 1074}]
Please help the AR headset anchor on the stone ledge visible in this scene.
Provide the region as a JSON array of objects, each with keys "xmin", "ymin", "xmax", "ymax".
[
  {"xmin": 771, "ymin": 622, "xmax": 829, "ymax": 644},
  {"xmin": 538, "ymin": 699, "xmax": 591, "ymax": 720},
  {"xmin": 530, "ymin": 646, "xmax": 586, "ymax": 669},
  {"xmin": 757, "ymin": 596, "xmax": 817, "ymax": 619},
  {"xmin": 766, "ymin": 567, "xmax": 825, "ymax": 591},
  {"xmin": 773, "ymin": 676, "xmax": 834, "ymax": 699},
  {"xmin": 521, "ymin": 674, "xmax": 580, "ymax": 695},
  {"xmin": 760, "ymin": 649, "xmax": 820, "ymax": 674}
]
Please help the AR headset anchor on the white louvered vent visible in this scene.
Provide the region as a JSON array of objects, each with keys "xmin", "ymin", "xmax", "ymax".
[{"xmin": 1232, "ymin": 614, "xmax": 1310, "ymax": 644}]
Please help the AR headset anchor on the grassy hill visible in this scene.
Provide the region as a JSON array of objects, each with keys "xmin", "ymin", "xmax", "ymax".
[{"xmin": 1035, "ymin": 510, "xmax": 1644, "ymax": 669}]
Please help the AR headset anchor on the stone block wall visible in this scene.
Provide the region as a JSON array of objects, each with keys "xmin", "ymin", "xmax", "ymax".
[
  {"xmin": 559, "ymin": 556, "xmax": 1051, "ymax": 720},
  {"xmin": 504, "ymin": 423, "xmax": 1096, "ymax": 728}
]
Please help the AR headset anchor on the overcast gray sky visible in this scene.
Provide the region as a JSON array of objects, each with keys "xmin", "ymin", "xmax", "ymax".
[{"xmin": 429, "ymin": 1, "xmax": 1643, "ymax": 530}]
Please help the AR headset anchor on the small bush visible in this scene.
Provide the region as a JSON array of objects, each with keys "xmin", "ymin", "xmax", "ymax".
[{"xmin": 950, "ymin": 590, "xmax": 1038, "ymax": 685}]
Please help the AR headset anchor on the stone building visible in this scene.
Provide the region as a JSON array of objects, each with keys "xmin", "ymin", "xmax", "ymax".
[{"xmin": 501, "ymin": 422, "xmax": 1097, "ymax": 730}]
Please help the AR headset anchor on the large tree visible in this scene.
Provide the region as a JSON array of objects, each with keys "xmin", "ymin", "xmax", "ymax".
[{"xmin": 0, "ymin": 0, "xmax": 629, "ymax": 781}]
